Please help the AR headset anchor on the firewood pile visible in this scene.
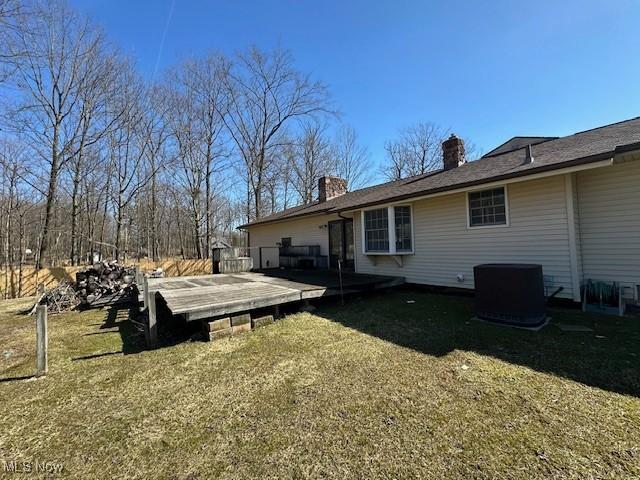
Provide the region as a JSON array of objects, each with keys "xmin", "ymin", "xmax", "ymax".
[
  {"xmin": 75, "ymin": 261, "xmax": 136, "ymax": 306},
  {"xmin": 30, "ymin": 261, "xmax": 137, "ymax": 314},
  {"xmin": 38, "ymin": 282, "xmax": 79, "ymax": 314}
]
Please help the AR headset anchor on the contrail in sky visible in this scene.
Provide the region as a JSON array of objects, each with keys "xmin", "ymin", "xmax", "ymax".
[{"xmin": 152, "ymin": 0, "xmax": 176, "ymax": 81}]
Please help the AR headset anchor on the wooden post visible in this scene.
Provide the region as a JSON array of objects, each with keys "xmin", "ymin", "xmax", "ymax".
[
  {"xmin": 137, "ymin": 269, "xmax": 145, "ymax": 312},
  {"xmin": 618, "ymin": 284, "xmax": 625, "ymax": 317},
  {"xmin": 338, "ymin": 259, "xmax": 345, "ymax": 306},
  {"xmin": 134, "ymin": 266, "xmax": 141, "ymax": 285},
  {"xmin": 36, "ymin": 305, "xmax": 48, "ymax": 377},
  {"xmin": 144, "ymin": 276, "xmax": 157, "ymax": 347}
]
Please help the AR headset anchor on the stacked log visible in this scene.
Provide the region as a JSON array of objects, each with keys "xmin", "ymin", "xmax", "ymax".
[{"xmin": 75, "ymin": 261, "xmax": 135, "ymax": 306}]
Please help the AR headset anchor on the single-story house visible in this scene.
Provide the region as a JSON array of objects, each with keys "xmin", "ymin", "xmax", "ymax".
[{"xmin": 239, "ymin": 117, "xmax": 640, "ymax": 304}]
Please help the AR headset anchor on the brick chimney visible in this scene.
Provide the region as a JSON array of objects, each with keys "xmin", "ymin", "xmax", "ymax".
[
  {"xmin": 442, "ymin": 134, "xmax": 466, "ymax": 170},
  {"xmin": 318, "ymin": 176, "xmax": 347, "ymax": 202}
]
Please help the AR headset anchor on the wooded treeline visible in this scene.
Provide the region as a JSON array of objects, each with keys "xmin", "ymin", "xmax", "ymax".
[{"xmin": 0, "ymin": 0, "xmax": 474, "ymax": 281}]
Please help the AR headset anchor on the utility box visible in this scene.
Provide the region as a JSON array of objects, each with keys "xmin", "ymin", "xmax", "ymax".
[{"xmin": 474, "ymin": 264, "xmax": 546, "ymax": 327}]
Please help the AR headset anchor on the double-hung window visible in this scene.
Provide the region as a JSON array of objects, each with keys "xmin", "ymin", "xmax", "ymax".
[
  {"xmin": 394, "ymin": 206, "xmax": 412, "ymax": 252},
  {"xmin": 468, "ymin": 187, "xmax": 507, "ymax": 227},
  {"xmin": 364, "ymin": 208, "xmax": 389, "ymax": 252},
  {"xmin": 363, "ymin": 205, "xmax": 413, "ymax": 254}
]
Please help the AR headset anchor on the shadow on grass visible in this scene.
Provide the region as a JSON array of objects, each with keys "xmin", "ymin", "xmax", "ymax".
[
  {"xmin": 72, "ymin": 301, "xmax": 201, "ymax": 361},
  {"xmin": 0, "ymin": 374, "xmax": 34, "ymax": 383},
  {"xmin": 72, "ymin": 351, "xmax": 123, "ymax": 361},
  {"xmin": 314, "ymin": 288, "xmax": 640, "ymax": 397}
]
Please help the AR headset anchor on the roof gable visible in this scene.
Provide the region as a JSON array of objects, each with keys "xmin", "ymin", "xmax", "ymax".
[{"xmin": 482, "ymin": 136, "xmax": 558, "ymax": 158}]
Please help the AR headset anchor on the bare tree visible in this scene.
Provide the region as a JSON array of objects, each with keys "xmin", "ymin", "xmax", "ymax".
[
  {"xmin": 278, "ymin": 142, "xmax": 296, "ymax": 209},
  {"xmin": 381, "ymin": 122, "xmax": 449, "ymax": 181},
  {"xmin": 139, "ymin": 85, "xmax": 170, "ymax": 261},
  {"xmin": 290, "ymin": 122, "xmax": 333, "ymax": 204},
  {"xmin": 166, "ymin": 83, "xmax": 206, "ymax": 259},
  {"xmin": 5, "ymin": 0, "xmax": 111, "ymax": 267},
  {"xmin": 107, "ymin": 63, "xmax": 155, "ymax": 261},
  {"xmin": 461, "ymin": 136, "xmax": 482, "ymax": 161},
  {"xmin": 0, "ymin": 0, "xmax": 27, "ymax": 83},
  {"xmin": 67, "ymin": 50, "xmax": 121, "ymax": 265},
  {"xmin": 0, "ymin": 0, "xmax": 19, "ymax": 26},
  {"xmin": 0, "ymin": 2, "xmax": 358, "ymax": 271},
  {"xmin": 0, "ymin": 140, "xmax": 20, "ymax": 297},
  {"xmin": 0, "ymin": 137, "xmax": 37, "ymax": 297},
  {"xmin": 179, "ymin": 54, "xmax": 229, "ymax": 257},
  {"xmin": 382, "ymin": 140, "xmax": 408, "ymax": 181},
  {"xmin": 221, "ymin": 46, "xmax": 332, "ymax": 220},
  {"xmin": 402, "ymin": 122, "xmax": 449, "ymax": 175},
  {"xmin": 332, "ymin": 125, "xmax": 372, "ymax": 190}
]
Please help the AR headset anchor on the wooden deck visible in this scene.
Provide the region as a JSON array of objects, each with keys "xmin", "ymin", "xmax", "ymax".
[{"xmin": 141, "ymin": 270, "xmax": 404, "ymax": 345}]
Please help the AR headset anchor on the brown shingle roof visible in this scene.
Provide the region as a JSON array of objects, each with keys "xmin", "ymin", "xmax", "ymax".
[
  {"xmin": 482, "ymin": 136, "xmax": 558, "ymax": 157},
  {"xmin": 240, "ymin": 116, "xmax": 640, "ymax": 229}
]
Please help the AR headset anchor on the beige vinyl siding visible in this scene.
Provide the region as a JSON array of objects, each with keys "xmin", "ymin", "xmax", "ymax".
[
  {"xmin": 354, "ymin": 175, "xmax": 576, "ymax": 299},
  {"xmin": 576, "ymin": 159, "xmax": 640, "ymax": 295},
  {"xmin": 246, "ymin": 214, "xmax": 339, "ymax": 267}
]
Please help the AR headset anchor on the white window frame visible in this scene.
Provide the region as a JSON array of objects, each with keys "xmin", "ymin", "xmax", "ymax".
[
  {"xmin": 466, "ymin": 185, "xmax": 510, "ymax": 229},
  {"xmin": 361, "ymin": 204, "xmax": 415, "ymax": 255}
]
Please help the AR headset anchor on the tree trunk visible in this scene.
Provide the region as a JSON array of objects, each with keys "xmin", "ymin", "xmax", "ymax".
[
  {"xmin": 205, "ymin": 159, "xmax": 212, "ymax": 258},
  {"xmin": 115, "ymin": 192, "xmax": 124, "ymax": 261},
  {"xmin": 17, "ymin": 214, "xmax": 25, "ymax": 298},
  {"xmin": 254, "ymin": 183, "xmax": 262, "ymax": 220},
  {"xmin": 37, "ymin": 123, "xmax": 61, "ymax": 269},
  {"xmin": 151, "ymin": 169, "xmax": 158, "ymax": 261},
  {"xmin": 192, "ymin": 192, "xmax": 203, "ymax": 259},
  {"xmin": 175, "ymin": 203, "xmax": 186, "ymax": 260},
  {"xmin": 70, "ymin": 164, "xmax": 81, "ymax": 265},
  {"xmin": 98, "ymin": 175, "xmax": 111, "ymax": 262},
  {"xmin": 246, "ymin": 180, "xmax": 251, "ymax": 223},
  {"xmin": 3, "ymin": 209, "xmax": 9, "ymax": 299}
]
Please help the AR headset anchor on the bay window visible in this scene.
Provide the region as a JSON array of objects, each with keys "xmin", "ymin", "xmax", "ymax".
[{"xmin": 363, "ymin": 205, "xmax": 413, "ymax": 254}]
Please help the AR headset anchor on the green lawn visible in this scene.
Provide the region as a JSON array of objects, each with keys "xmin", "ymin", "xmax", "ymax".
[{"xmin": 1, "ymin": 291, "xmax": 639, "ymax": 479}]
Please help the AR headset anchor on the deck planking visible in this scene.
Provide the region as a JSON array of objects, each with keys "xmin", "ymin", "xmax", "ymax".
[{"xmin": 147, "ymin": 270, "xmax": 404, "ymax": 322}]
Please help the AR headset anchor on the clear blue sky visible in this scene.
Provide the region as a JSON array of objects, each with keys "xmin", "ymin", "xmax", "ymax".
[{"xmin": 72, "ymin": 0, "xmax": 640, "ymax": 172}]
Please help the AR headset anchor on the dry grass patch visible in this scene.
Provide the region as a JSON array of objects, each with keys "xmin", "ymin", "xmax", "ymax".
[{"xmin": 0, "ymin": 291, "xmax": 639, "ymax": 479}]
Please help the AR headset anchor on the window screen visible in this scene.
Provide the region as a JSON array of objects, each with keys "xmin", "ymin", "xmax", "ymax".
[{"xmin": 468, "ymin": 187, "xmax": 507, "ymax": 227}]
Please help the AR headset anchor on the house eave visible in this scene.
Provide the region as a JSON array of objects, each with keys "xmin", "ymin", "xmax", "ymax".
[
  {"xmin": 341, "ymin": 155, "xmax": 616, "ymax": 214},
  {"xmin": 238, "ymin": 149, "xmax": 630, "ymax": 230}
]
